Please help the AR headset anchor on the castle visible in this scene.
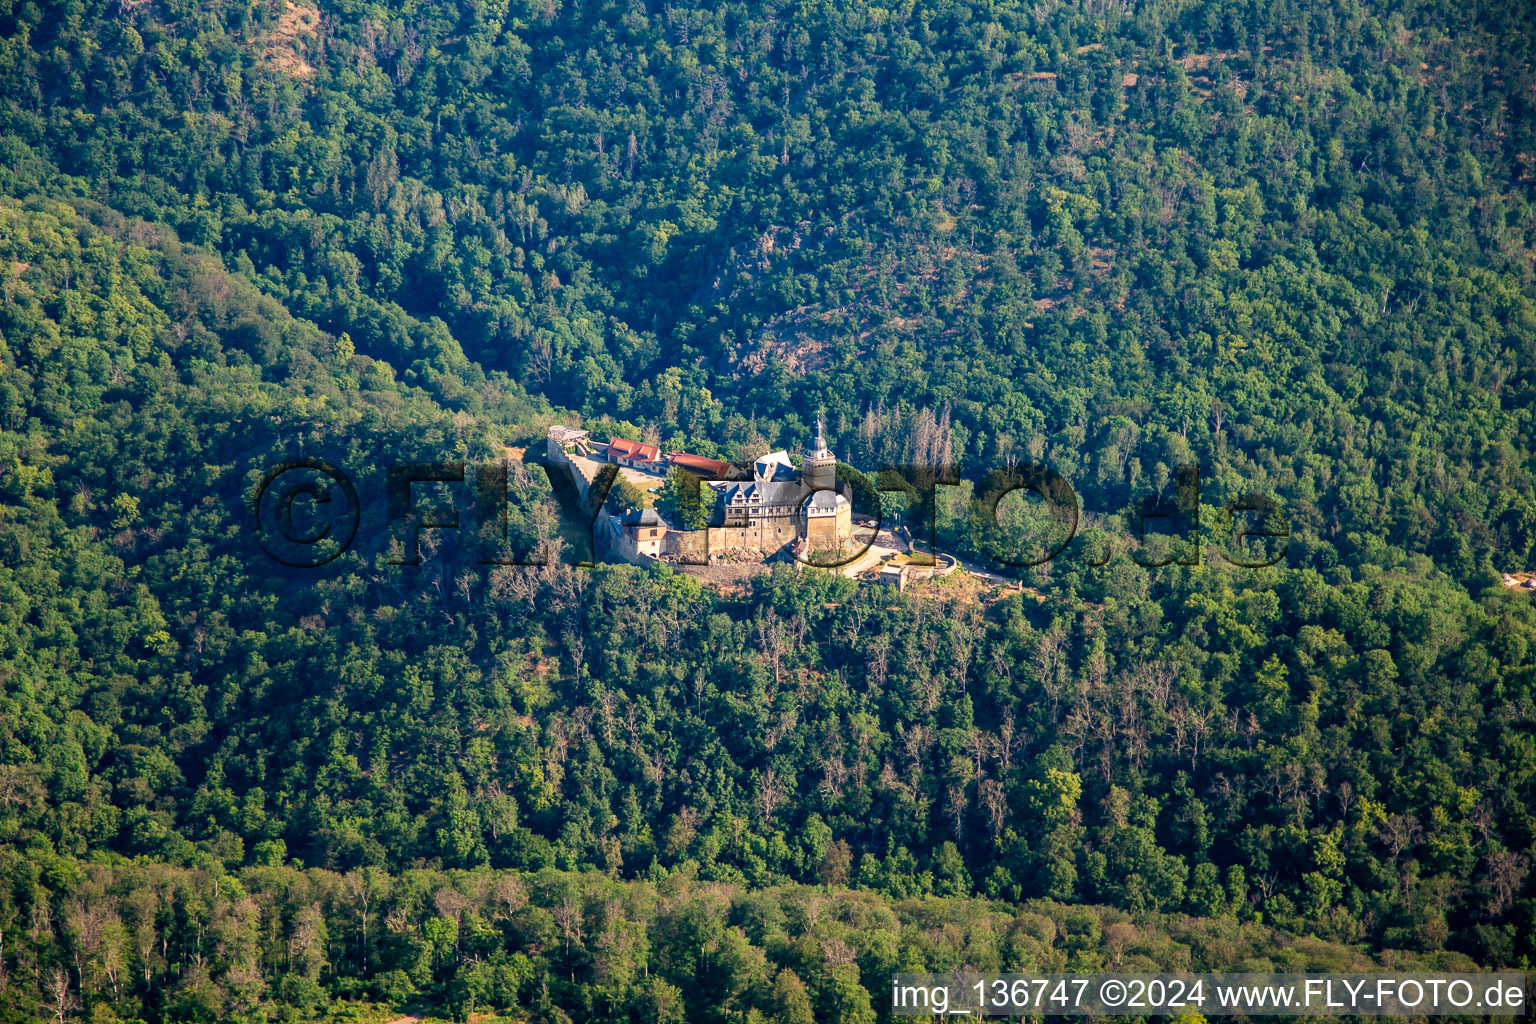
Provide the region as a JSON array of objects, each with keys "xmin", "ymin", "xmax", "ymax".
[{"xmin": 546, "ymin": 422, "xmax": 855, "ymax": 565}]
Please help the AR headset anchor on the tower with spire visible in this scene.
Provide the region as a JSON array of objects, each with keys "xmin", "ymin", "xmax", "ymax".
[
  {"xmin": 799, "ymin": 413, "xmax": 852, "ymax": 556},
  {"xmin": 804, "ymin": 414, "xmax": 837, "ymax": 493}
]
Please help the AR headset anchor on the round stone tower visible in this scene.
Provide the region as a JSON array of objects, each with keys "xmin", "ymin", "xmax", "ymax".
[{"xmin": 804, "ymin": 417, "xmax": 837, "ymax": 493}]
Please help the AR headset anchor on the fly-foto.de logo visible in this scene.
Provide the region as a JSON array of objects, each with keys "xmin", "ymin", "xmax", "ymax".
[{"xmin": 248, "ymin": 455, "xmax": 1289, "ymax": 573}]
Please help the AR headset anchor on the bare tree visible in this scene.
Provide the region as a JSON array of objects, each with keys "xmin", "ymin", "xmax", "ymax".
[
  {"xmin": 945, "ymin": 782, "xmax": 968, "ymax": 840},
  {"xmin": 979, "ymin": 777, "xmax": 1008, "ymax": 839},
  {"xmin": 46, "ymin": 967, "xmax": 77, "ymax": 1023},
  {"xmin": 755, "ymin": 767, "xmax": 789, "ymax": 823},
  {"xmin": 1378, "ymin": 813, "xmax": 1422, "ymax": 870},
  {"xmin": 867, "ymin": 633, "xmax": 892, "ymax": 688},
  {"xmin": 998, "ymin": 705, "xmax": 1022, "ymax": 768},
  {"xmin": 1483, "ymin": 848, "xmax": 1530, "ymax": 916},
  {"xmin": 1170, "ymin": 699, "xmax": 1217, "ymax": 768},
  {"xmin": 345, "ymin": 869, "xmax": 384, "ymax": 975},
  {"xmin": 1034, "ymin": 621, "xmax": 1069, "ymax": 716},
  {"xmin": 552, "ymin": 895, "xmax": 584, "ymax": 981}
]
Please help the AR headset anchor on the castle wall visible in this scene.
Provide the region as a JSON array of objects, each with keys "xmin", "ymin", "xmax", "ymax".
[
  {"xmin": 666, "ymin": 530, "xmax": 710, "ymax": 564},
  {"xmin": 664, "ymin": 519, "xmax": 800, "ymax": 561},
  {"xmin": 546, "ymin": 439, "xmax": 594, "ymax": 501},
  {"xmin": 607, "ymin": 516, "xmax": 663, "ymax": 566}
]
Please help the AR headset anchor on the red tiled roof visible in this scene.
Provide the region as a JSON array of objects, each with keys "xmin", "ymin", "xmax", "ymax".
[
  {"xmin": 608, "ymin": 437, "xmax": 660, "ymax": 461},
  {"xmin": 669, "ymin": 452, "xmax": 734, "ymax": 478}
]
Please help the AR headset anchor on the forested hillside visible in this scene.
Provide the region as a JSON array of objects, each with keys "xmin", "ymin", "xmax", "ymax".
[
  {"xmin": 7, "ymin": 0, "xmax": 1536, "ymax": 572},
  {"xmin": 2, "ymin": 0, "xmax": 1536, "ymax": 1019}
]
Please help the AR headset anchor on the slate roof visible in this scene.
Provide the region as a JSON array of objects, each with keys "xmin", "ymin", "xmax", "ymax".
[
  {"xmin": 712, "ymin": 479, "xmax": 805, "ymax": 507},
  {"xmin": 804, "ymin": 489, "xmax": 848, "ymax": 511},
  {"xmin": 621, "ymin": 508, "xmax": 663, "ymax": 527}
]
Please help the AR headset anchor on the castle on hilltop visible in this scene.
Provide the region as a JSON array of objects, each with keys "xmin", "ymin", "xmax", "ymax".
[
  {"xmin": 706, "ymin": 427, "xmax": 853, "ymax": 556},
  {"xmin": 546, "ymin": 421, "xmax": 855, "ymax": 565}
]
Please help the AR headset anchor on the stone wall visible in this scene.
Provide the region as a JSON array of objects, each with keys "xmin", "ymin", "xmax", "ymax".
[
  {"xmin": 664, "ymin": 519, "xmax": 800, "ymax": 562},
  {"xmin": 804, "ymin": 504, "xmax": 852, "ymax": 551},
  {"xmin": 546, "ymin": 438, "xmax": 593, "ymax": 501},
  {"xmin": 609, "ymin": 518, "xmax": 662, "ymax": 566}
]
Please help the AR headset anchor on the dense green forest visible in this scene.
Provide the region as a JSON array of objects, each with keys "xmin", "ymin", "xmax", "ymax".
[{"xmin": 2, "ymin": 0, "xmax": 1536, "ymax": 1019}]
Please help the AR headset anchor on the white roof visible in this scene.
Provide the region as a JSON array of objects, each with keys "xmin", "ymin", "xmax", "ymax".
[{"xmin": 754, "ymin": 450, "xmax": 795, "ymax": 481}]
